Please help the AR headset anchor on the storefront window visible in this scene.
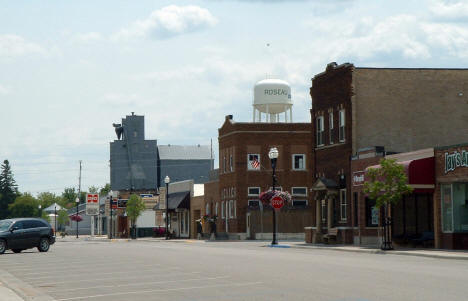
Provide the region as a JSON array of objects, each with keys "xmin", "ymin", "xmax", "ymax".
[
  {"xmin": 441, "ymin": 184, "xmax": 453, "ymax": 232},
  {"xmin": 365, "ymin": 198, "xmax": 379, "ymax": 227},
  {"xmin": 453, "ymin": 183, "xmax": 468, "ymax": 232}
]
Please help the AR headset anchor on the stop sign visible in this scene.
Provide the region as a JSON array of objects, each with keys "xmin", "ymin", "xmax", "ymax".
[{"xmin": 271, "ymin": 196, "xmax": 284, "ymax": 210}]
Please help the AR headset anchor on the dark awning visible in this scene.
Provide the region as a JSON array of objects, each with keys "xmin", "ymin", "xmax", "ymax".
[
  {"xmin": 366, "ymin": 157, "xmax": 435, "ymax": 193},
  {"xmin": 153, "ymin": 191, "xmax": 190, "ymax": 211}
]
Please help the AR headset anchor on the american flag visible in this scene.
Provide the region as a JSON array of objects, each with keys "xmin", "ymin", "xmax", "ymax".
[{"xmin": 251, "ymin": 157, "xmax": 260, "ymax": 169}]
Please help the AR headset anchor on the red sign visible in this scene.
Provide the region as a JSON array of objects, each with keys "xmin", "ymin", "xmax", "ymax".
[
  {"xmin": 87, "ymin": 194, "xmax": 99, "ymax": 203},
  {"xmin": 271, "ymin": 196, "xmax": 284, "ymax": 210}
]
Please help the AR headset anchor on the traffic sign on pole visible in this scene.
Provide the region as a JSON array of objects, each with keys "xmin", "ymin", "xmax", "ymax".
[
  {"xmin": 86, "ymin": 193, "xmax": 99, "ymax": 216},
  {"xmin": 271, "ymin": 195, "xmax": 284, "ymax": 210}
]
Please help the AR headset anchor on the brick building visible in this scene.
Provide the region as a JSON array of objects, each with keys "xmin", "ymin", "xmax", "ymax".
[
  {"xmin": 205, "ymin": 115, "xmax": 313, "ymax": 240},
  {"xmin": 309, "ymin": 62, "xmax": 468, "ymax": 244}
]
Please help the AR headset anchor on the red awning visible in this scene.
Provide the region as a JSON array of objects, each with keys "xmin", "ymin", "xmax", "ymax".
[{"xmin": 366, "ymin": 157, "xmax": 435, "ymax": 193}]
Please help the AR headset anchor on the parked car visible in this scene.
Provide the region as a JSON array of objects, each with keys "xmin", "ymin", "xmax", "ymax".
[{"xmin": 0, "ymin": 218, "xmax": 56, "ymax": 254}]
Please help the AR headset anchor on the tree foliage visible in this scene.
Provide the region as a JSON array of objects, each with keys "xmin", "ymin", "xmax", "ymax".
[
  {"xmin": 8, "ymin": 193, "xmax": 39, "ymax": 218},
  {"xmin": 38, "ymin": 192, "xmax": 61, "ymax": 209},
  {"xmin": 99, "ymin": 183, "xmax": 111, "ymax": 196},
  {"xmin": 61, "ymin": 187, "xmax": 77, "ymax": 205},
  {"xmin": 363, "ymin": 158, "xmax": 413, "ymax": 208},
  {"xmin": 0, "ymin": 160, "xmax": 19, "ymax": 219},
  {"xmin": 57, "ymin": 208, "xmax": 69, "ymax": 229},
  {"xmin": 126, "ymin": 194, "xmax": 146, "ymax": 227}
]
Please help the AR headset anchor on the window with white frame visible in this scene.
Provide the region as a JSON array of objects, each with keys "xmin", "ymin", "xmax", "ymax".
[
  {"xmin": 292, "ymin": 187, "xmax": 307, "ymax": 196},
  {"xmin": 205, "ymin": 203, "xmax": 210, "ymax": 216},
  {"xmin": 329, "ymin": 112, "xmax": 334, "ymax": 144},
  {"xmin": 229, "ymin": 200, "xmax": 233, "ymax": 218},
  {"xmin": 234, "ymin": 200, "xmax": 236, "ymax": 218},
  {"xmin": 215, "ymin": 202, "xmax": 219, "ymax": 216},
  {"xmin": 316, "ymin": 116, "xmax": 324, "ymax": 146},
  {"xmin": 248, "ymin": 200, "xmax": 260, "ymax": 207},
  {"xmin": 247, "ymin": 154, "xmax": 261, "ymax": 170},
  {"xmin": 340, "ymin": 189, "xmax": 347, "ymax": 221},
  {"xmin": 223, "ymin": 156, "xmax": 227, "ymax": 173},
  {"xmin": 221, "ymin": 201, "xmax": 225, "ymax": 219},
  {"xmin": 248, "ymin": 187, "xmax": 261, "ymax": 196},
  {"xmin": 229, "ymin": 155, "xmax": 233, "ymax": 172},
  {"xmin": 292, "ymin": 154, "xmax": 306, "ymax": 170},
  {"xmin": 339, "ymin": 109, "xmax": 345, "ymax": 142},
  {"xmin": 292, "ymin": 199, "xmax": 308, "ymax": 207}
]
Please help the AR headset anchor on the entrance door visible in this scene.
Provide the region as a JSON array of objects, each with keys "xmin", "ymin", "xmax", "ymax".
[{"xmin": 246, "ymin": 212, "xmax": 251, "ymax": 239}]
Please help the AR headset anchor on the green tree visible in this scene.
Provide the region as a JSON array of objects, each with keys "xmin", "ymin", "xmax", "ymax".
[
  {"xmin": 61, "ymin": 187, "xmax": 77, "ymax": 207},
  {"xmin": 88, "ymin": 186, "xmax": 99, "ymax": 194},
  {"xmin": 57, "ymin": 208, "xmax": 69, "ymax": 231},
  {"xmin": 363, "ymin": 158, "xmax": 413, "ymax": 250},
  {"xmin": 126, "ymin": 194, "xmax": 146, "ymax": 239},
  {"xmin": 99, "ymin": 183, "xmax": 111, "ymax": 196},
  {"xmin": 41, "ymin": 211, "xmax": 51, "ymax": 223},
  {"xmin": 0, "ymin": 160, "xmax": 19, "ymax": 219},
  {"xmin": 363, "ymin": 158, "xmax": 413, "ymax": 209},
  {"xmin": 8, "ymin": 193, "xmax": 39, "ymax": 218},
  {"xmin": 37, "ymin": 192, "xmax": 61, "ymax": 208}
]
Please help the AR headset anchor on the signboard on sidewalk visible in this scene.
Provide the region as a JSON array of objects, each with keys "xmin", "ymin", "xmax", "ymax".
[{"xmin": 86, "ymin": 193, "xmax": 99, "ymax": 216}]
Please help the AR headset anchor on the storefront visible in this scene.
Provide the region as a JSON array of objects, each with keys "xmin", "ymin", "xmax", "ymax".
[
  {"xmin": 434, "ymin": 143, "xmax": 468, "ymax": 249},
  {"xmin": 351, "ymin": 147, "xmax": 435, "ymax": 246}
]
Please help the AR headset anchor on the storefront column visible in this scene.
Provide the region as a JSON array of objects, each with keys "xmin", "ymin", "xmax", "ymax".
[
  {"xmin": 314, "ymin": 199, "xmax": 322, "ymax": 243},
  {"xmin": 434, "ymin": 188, "xmax": 441, "ymax": 248},
  {"xmin": 327, "ymin": 195, "xmax": 334, "ymax": 230}
]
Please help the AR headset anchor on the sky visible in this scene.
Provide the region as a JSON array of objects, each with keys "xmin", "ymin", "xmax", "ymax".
[{"xmin": 1, "ymin": 0, "xmax": 467, "ymax": 196}]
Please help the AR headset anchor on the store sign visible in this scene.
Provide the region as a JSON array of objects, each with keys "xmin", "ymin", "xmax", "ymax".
[
  {"xmin": 86, "ymin": 193, "xmax": 99, "ymax": 216},
  {"xmin": 445, "ymin": 150, "xmax": 468, "ymax": 174},
  {"xmin": 352, "ymin": 171, "xmax": 365, "ymax": 186}
]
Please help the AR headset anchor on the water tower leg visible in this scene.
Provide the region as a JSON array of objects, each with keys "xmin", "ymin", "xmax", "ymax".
[
  {"xmin": 290, "ymin": 108, "xmax": 293, "ymax": 123},
  {"xmin": 253, "ymin": 108, "xmax": 255, "ymax": 122}
]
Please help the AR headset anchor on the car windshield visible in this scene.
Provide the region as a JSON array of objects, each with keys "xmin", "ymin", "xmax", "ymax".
[{"xmin": 0, "ymin": 220, "xmax": 12, "ymax": 231}]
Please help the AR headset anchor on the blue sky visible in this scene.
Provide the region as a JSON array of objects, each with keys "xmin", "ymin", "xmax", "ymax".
[{"xmin": 1, "ymin": 0, "xmax": 467, "ymax": 195}]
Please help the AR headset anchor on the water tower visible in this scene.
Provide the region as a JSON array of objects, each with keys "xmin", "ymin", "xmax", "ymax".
[{"xmin": 253, "ymin": 79, "xmax": 292, "ymax": 123}]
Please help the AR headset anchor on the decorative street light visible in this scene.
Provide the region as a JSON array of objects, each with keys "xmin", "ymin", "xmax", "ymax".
[
  {"xmin": 75, "ymin": 197, "xmax": 80, "ymax": 239},
  {"xmin": 164, "ymin": 176, "xmax": 170, "ymax": 240},
  {"xmin": 54, "ymin": 204, "xmax": 57, "ymax": 236},
  {"xmin": 109, "ymin": 190, "xmax": 114, "ymax": 239},
  {"xmin": 268, "ymin": 147, "xmax": 279, "ymax": 245},
  {"xmin": 38, "ymin": 204, "xmax": 42, "ymax": 217}
]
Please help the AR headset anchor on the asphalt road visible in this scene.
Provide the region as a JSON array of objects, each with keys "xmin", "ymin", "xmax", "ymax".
[{"xmin": 1, "ymin": 239, "xmax": 468, "ymax": 301}]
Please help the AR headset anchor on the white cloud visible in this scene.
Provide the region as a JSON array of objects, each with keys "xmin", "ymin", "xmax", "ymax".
[
  {"xmin": 0, "ymin": 84, "xmax": 9, "ymax": 95},
  {"xmin": 112, "ymin": 5, "xmax": 217, "ymax": 41},
  {"xmin": 429, "ymin": 0, "xmax": 468, "ymax": 21},
  {"xmin": 73, "ymin": 32, "xmax": 102, "ymax": 43},
  {"xmin": 0, "ymin": 34, "xmax": 45, "ymax": 58}
]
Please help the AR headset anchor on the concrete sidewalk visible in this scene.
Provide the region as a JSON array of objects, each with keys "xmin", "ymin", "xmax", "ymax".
[
  {"xmin": 0, "ymin": 284, "xmax": 23, "ymax": 301},
  {"xmin": 283, "ymin": 242, "xmax": 468, "ymax": 260}
]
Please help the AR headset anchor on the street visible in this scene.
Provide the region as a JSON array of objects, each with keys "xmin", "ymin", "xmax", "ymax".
[{"xmin": 1, "ymin": 240, "xmax": 468, "ymax": 301}]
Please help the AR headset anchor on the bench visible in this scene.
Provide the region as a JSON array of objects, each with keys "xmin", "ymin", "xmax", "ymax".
[{"xmin": 323, "ymin": 228, "xmax": 339, "ymax": 244}]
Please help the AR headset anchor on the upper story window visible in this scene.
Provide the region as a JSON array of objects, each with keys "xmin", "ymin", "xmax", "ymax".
[
  {"xmin": 215, "ymin": 202, "xmax": 219, "ymax": 216},
  {"xmin": 223, "ymin": 156, "xmax": 227, "ymax": 173},
  {"xmin": 248, "ymin": 187, "xmax": 261, "ymax": 196},
  {"xmin": 229, "ymin": 155, "xmax": 233, "ymax": 172},
  {"xmin": 205, "ymin": 203, "xmax": 210, "ymax": 216},
  {"xmin": 292, "ymin": 187, "xmax": 307, "ymax": 196},
  {"xmin": 339, "ymin": 110, "xmax": 345, "ymax": 142},
  {"xmin": 329, "ymin": 112, "xmax": 334, "ymax": 144},
  {"xmin": 292, "ymin": 154, "xmax": 306, "ymax": 170},
  {"xmin": 248, "ymin": 154, "xmax": 260, "ymax": 170},
  {"xmin": 316, "ymin": 116, "xmax": 324, "ymax": 146}
]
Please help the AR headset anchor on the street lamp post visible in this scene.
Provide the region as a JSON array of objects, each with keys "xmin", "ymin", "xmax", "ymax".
[
  {"xmin": 75, "ymin": 197, "xmax": 80, "ymax": 239},
  {"xmin": 54, "ymin": 204, "xmax": 57, "ymax": 235},
  {"xmin": 109, "ymin": 191, "xmax": 114, "ymax": 239},
  {"xmin": 38, "ymin": 204, "xmax": 42, "ymax": 218},
  {"xmin": 164, "ymin": 176, "xmax": 170, "ymax": 240},
  {"xmin": 268, "ymin": 147, "xmax": 279, "ymax": 245}
]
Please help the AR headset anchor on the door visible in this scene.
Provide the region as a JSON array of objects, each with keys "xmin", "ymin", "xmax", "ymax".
[
  {"xmin": 246, "ymin": 212, "xmax": 251, "ymax": 239},
  {"xmin": 171, "ymin": 214, "xmax": 179, "ymax": 237},
  {"xmin": 8, "ymin": 221, "xmax": 26, "ymax": 249},
  {"xmin": 23, "ymin": 220, "xmax": 41, "ymax": 248}
]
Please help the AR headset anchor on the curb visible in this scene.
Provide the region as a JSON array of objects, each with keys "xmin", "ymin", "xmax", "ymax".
[
  {"xmin": 0, "ymin": 269, "xmax": 54, "ymax": 301},
  {"xmin": 287, "ymin": 244, "xmax": 468, "ymax": 260}
]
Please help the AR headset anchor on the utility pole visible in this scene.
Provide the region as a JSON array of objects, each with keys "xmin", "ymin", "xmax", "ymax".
[{"xmin": 76, "ymin": 160, "xmax": 82, "ymax": 239}]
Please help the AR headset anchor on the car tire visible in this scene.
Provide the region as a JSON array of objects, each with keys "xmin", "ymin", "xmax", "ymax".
[
  {"xmin": 0, "ymin": 239, "xmax": 6, "ymax": 254},
  {"xmin": 38, "ymin": 237, "xmax": 50, "ymax": 252},
  {"xmin": 12, "ymin": 249, "xmax": 23, "ymax": 253}
]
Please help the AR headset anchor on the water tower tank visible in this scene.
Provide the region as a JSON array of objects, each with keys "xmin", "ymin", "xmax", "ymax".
[{"xmin": 253, "ymin": 79, "xmax": 293, "ymax": 123}]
